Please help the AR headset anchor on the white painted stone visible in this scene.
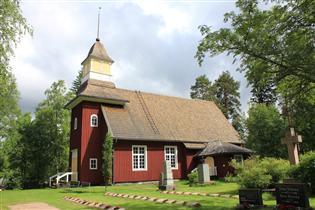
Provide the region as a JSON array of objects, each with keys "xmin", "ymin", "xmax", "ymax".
[{"xmin": 197, "ymin": 163, "xmax": 211, "ymax": 184}]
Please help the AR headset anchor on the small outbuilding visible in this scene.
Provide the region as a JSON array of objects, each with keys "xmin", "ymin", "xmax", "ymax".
[{"xmin": 197, "ymin": 140, "xmax": 253, "ymax": 177}]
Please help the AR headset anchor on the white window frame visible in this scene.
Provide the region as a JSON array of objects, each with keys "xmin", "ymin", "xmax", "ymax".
[
  {"xmin": 89, "ymin": 158, "xmax": 98, "ymax": 170},
  {"xmin": 164, "ymin": 146, "xmax": 178, "ymax": 170},
  {"xmin": 132, "ymin": 145, "xmax": 147, "ymax": 171},
  {"xmin": 234, "ymin": 154, "xmax": 244, "ymax": 165},
  {"xmin": 90, "ymin": 114, "xmax": 98, "ymax": 127},
  {"xmin": 74, "ymin": 117, "xmax": 78, "ymax": 130}
]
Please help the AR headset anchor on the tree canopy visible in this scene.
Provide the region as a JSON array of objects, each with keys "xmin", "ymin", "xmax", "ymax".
[
  {"xmin": 70, "ymin": 70, "xmax": 83, "ymax": 93},
  {"xmin": 213, "ymin": 71, "xmax": 241, "ymax": 120},
  {"xmin": 0, "ymin": 0, "xmax": 32, "ymax": 141},
  {"xmin": 191, "ymin": 72, "xmax": 241, "ymax": 120},
  {"xmin": 190, "ymin": 75, "xmax": 215, "ymax": 101},
  {"xmin": 190, "ymin": 72, "xmax": 244, "ymax": 138},
  {"xmin": 246, "ymin": 104, "xmax": 286, "ymax": 158},
  {"xmin": 196, "ymin": 0, "xmax": 315, "ymax": 102},
  {"xmin": 0, "ymin": 0, "xmax": 32, "ymax": 181}
]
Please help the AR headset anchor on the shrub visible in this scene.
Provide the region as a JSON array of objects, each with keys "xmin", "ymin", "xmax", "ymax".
[
  {"xmin": 290, "ymin": 151, "xmax": 315, "ymax": 193},
  {"xmin": 187, "ymin": 170, "xmax": 198, "ymax": 186},
  {"xmin": 224, "ymin": 172, "xmax": 238, "ymax": 183},
  {"xmin": 260, "ymin": 157, "xmax": 290, "ymax": 183},
  {"xmin": 231, "ymin": 156, "xmax": 290, "ymax": 189},
  {"xmin": 232, "ymin": 157, "xmax": 271, "ymax": 189}
]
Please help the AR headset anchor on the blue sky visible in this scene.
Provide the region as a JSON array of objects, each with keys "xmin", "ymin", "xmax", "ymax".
[{"xmin": 12, "ymin": 0, "xmax": 250, "ymax": 113}]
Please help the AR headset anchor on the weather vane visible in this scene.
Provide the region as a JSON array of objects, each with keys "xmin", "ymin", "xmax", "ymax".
[{"xmin": 97, "ymin": 7, "xmax": 101, "ymax": 41}]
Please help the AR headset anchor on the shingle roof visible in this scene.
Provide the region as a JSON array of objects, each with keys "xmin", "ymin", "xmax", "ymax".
[
  {"xmin": 184, "ymin": 143, "xmax": 207, "ymax": 149},
  {"xmin": 77, "ymin": 80, "xmax": 242, "ymax": 144},
  {"xmin": 81, "ymin": 39, "xmax": 114, "ymax": 64},
  {"xmin": 198, "ymin": 140, "xmax": 253, "ymax": 156}
]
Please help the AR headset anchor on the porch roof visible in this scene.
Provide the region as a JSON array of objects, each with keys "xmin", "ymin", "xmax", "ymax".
[{"xmin": 198, "ymin": 140, "xmax": 253, "ymax": 157}]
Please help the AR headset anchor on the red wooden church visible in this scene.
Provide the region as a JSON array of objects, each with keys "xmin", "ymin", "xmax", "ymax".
[{"xmin": 65, "ymin": 37, "xmax": 249, "ymax": 185}]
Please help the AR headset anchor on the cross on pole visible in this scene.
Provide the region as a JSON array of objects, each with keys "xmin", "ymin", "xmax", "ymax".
[{"xmin": 281, "ymin": 127, "xmax": 302, "ymax": 165}]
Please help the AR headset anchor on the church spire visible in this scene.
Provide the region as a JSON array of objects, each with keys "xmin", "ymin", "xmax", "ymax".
[
  {"xmin": 80, "ymin": 8, "xmax": 114, "ymax": 84},
  {"xmin": 96, "ymin": 7, "xmax": 101, "ymax": 41}
]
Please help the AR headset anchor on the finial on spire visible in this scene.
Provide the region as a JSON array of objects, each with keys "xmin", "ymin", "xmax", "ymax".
[{"xmin": 96, "ymin": 7, "xmax": 101, "ymax": 41}]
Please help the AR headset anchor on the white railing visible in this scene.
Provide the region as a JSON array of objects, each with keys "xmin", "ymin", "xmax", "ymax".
[
  {"xmin": 209, "ymin": 167, "xmax": 217, "ymax": 176},
  {"xmin": 49, "ymin": 172, "xmax": 73, "ymax": 187}
]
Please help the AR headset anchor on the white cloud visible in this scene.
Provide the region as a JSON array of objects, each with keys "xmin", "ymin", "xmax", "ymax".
[
  {"xmin": 10, "ymin": 1, "xmax": 251, "ymax": 114},
  {"xmin": 135, "ymin": 1, "xmax": 192, "ymax": 37}
]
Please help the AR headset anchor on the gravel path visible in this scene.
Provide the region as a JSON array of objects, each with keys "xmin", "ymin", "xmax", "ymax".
[{"xmin": 9, "ymin": 202, "xmax": 59, "ymax": 210}]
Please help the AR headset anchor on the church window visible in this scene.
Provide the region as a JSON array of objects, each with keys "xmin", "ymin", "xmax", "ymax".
[
  {"xmin": 164, "ymin": 146, "xmax": 178, "ymax": 169},
  {"xmin": 89, "ymin": 158, "xmax": 97, "ymax": 170},
  {"xmin": 234, "ymin": 154, "xmax": 243, "ymax": 165},
  {"xmin": 132, "ymin": 145, "xmax": 147, "ymax": 171},
  {"xmin": 74, "ymin": 117, "xmax": 78, "ymax": 130},
  {"xmin": 90, "ymin": 114, "xmax": 98, "ymax": 127}
]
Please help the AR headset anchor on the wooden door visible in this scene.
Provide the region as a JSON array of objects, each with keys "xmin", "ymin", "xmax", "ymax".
[
  {"xmin": 71, "ymin": 149, "xmax": 78, "ymax": 181},
  {"xmin": 205, "ymin": 156, "xmax": 217, "ymax": 176},
  {"xmin": 205, "ymin": 156, "xmax": 214, "ymax": 168}
]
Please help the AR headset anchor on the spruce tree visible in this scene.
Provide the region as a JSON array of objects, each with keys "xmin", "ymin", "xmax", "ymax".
[{"xmin": 102, "ymin": 132, "xmax": 113, "ymax": 187}]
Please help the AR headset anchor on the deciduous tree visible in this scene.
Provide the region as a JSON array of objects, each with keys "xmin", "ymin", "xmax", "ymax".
[
  {"xmin": 195, "ymin": 0, "xmax": 315, "ymax": 102},
  {"xmin": 246, "ymin": 104, "xmax": 286, "ymax": 157},
  {"xmin": 0, "ymin": 0, "xmax": 31, "ymax": 184}
]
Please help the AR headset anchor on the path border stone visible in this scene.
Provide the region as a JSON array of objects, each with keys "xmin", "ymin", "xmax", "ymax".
[
  {"xmin": 104, "ymin": 192, "xmax": 201, "ymax": 208},
  {"xmin": 160, "ymin": 190, "xmax": 239, "ymax": 199},
  {"xmin": 64, "ymin": 196, "xmax": 125, "ymax": 210}
]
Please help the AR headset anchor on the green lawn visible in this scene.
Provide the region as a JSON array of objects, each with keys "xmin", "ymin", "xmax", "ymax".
[{"xmin": 1, "ymin": 181, "xmax": 315, "ymax": 210}]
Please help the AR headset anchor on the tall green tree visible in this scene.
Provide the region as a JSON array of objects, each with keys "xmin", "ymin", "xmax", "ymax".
[
  {"xmin": 102, "ymin": 132, "xmax": 113, "ymax": 187},
  {"xmin": 195, "ymin": 0, "xmax": 315, "ymax": 103},
  {"xmin": 246, "ymin": 104, "xmax": 286, "ymax": 158},
  {"xmin": 190, "ymin": 72, "xmax": 243, "ymax": 139},
  {"xmin": 3, "ymin": 81, "xmax": 72, "ymax": 188},
  {"xmin": 0, "ymin": 0, "xmax": 32, "ymax": 182},
  {"xmin": 250, "ymin": 78, "xmax": 277, "ymax": 105},
  {"xmin": 190, "ymin": 72, "xmax": 241, "ymax": 121},
  {"xmin": 213, "ymin": 71, "xmax": 241, "ymax": 120},
  {"xmin": 71, "ymin": 70, "xmax": 83, "ymax": 93},
  {"xmin": 3, "ymin": 113, "xmax": 33, "ymax": 188},
  {"xmin": 190, "ymin": 75, "xmax": 215, "ymax": 101},
  {"xmin": 0, "ymin": 0, "xmax": 32, "ymax": 141},
  {"xmin": 232, "ymin": 112, "xmax": 247, "ymax": 141},
  {"xmin": 34, "ymin": 80, "xmax": 72, "ymax": 178}
]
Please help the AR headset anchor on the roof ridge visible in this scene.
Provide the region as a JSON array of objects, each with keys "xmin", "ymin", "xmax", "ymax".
[
  {"xmin": 135, "ymin": 90, "xmax": 160, "ymax": 135},
  {"xmin": 113, "ymin": 87, "xmax": 216, "ymax": 104}
]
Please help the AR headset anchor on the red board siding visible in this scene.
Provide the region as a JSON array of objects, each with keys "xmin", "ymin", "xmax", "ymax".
[
  {"xmin": 80, "ymin": 101, "xmax": 107, "ymax": 185},
  {"xmin": 69, "ymin": 103, "xmax": 82, "ymax": 177},
  {"xmin": 185, "ymin": 149, "xmax": 200, "ymax": 174},
  {"xmin": 69, "ymin": 101, "xmax": 208, "ymax": 184},
  {"xmin": 114, "ymin": 140, "xmax": 189, "ymax": 183},
  {"xmin": 69, "ymin": 101, "xmax": 108, "ymax": 185},
  {"xmin": 214, "ymin": 155, "xmax": 235, "ymax": 178}
]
